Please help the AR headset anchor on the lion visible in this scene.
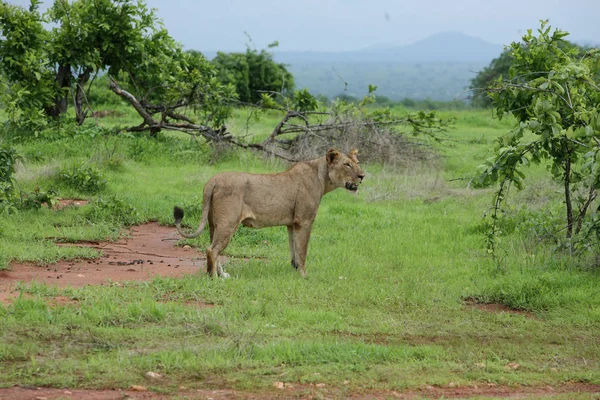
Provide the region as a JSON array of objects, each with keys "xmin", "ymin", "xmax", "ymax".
[{"xmin": 173, "ymin": 148, "xmax": 365, "ymax": 278}]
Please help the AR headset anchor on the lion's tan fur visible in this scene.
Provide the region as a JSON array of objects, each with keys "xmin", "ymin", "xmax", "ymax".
[{"xmin": 174, "ymin": 149, "xmax": 365, "ymax": 277}]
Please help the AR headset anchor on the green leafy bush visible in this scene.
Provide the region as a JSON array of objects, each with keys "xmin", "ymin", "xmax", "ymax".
[
  {"xmin": 176, "ymin": 195, "xmax": 203, "ymax": 221},
  {"xmin": 20, "ymin": 187, "xmax": 58, "ymax": 210},
  {"xmin": 59, "ymin": 164, "xmax": 106, "ymax": 194},
  {"xmin": 0, "ymin": 146, "xmax": 21, "ymax": 213},
  {"xmin": 87, "ymin": 195, "xmax": 139, "ymax": 226},
  {"xmin": 0, "ymin": 146, "xmax": 57, "ymax": 212}
]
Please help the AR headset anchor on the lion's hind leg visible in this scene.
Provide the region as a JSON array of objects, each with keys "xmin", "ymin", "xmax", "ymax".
[
  {"xmin": 206, "ymin": 219, "xmax": 238, "ymax": 278},
  {"xmin": 216, "ymin": 263, "xmax": 230, "ymax": 279}
]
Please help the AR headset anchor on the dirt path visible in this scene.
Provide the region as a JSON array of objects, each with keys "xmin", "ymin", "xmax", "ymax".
[
  {"xmin": 1, "ymin": 383, "xmax": 599, "ymax": 399},
  {"xmin": 0, "ymin": 223, "xmax": 206, "ymax": 304}
]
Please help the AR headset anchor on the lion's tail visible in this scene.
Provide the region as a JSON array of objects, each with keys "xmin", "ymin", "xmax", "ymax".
[{"xmin": 174, "ymin": 180, "xmax": 215, "ymax": 239}]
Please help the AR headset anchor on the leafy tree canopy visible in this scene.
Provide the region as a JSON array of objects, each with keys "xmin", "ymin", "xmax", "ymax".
[
  {"xmin": 476, "ymin": 21, "xmax": 600, "ymax": 256},
  {"xmin": 0, "ymin": 0, "xmax": 233, "ymax": 132},
  {"xmin": 211, "ymin": 44, "xmax": 295, "ymax": 104},
  {"xmin": 470, "ymin": 36, "xmax": 597, "ymax": 108}
]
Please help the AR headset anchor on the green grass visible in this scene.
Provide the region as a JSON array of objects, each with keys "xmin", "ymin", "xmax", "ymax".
[{"xmin": 0, "ymin": 108, "xmax": 599, "ymax": 396}]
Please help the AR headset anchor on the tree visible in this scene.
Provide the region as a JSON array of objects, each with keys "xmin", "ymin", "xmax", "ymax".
[
  {"xmin": 0, "ymin": 0, "xmax": 233, "ymax": 131},
  {"xmin": 211, "ymin": 45, "xmax": 295, "ymax": 104},
  {"xmin": 477, "ymin": 21, "xmax": 600, "ymax": 253},
  {"xmin": 469, "ymin": 50, "xmax": 513, "ymax": 108},
  {"xmin": 470, "ymin": 39, "xmax": 596, "ymax": 108},
  {"xmin": 45, "ymin": 0, "xmax": 167, "ymax": 124},
  {"xmin": 0, "ymin": 0, "xmax": 55, "ymax": 129},
  {"xmin": 1, "ymin": 0, "xmax": 160, "ymax": 127},
  {"xmin": 108, "ymin": 45, "xmax": 236, "ymax": 138}
]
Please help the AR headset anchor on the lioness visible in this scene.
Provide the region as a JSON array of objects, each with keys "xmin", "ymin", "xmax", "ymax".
[{"xmin": 174, "ymin": 148, "xmax": 365, "ymax": 277}]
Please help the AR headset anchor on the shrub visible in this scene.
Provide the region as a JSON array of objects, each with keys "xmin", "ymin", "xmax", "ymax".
[
  {"xmin": 0, "ymin": 146, "xmax": 21, "ymax": 213},
  {"xmin": 59, "ymin": 164, "xmax": 106, "ymax": 194},
  {"xmin": 86, "ymin": 195, "xmax": 139, "ymax": 226}
]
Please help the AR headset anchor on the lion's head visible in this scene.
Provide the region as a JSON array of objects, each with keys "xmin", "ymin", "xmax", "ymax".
[{"xmin": 326, "ymin": 149, "xmax": 365, "ymax": 192}]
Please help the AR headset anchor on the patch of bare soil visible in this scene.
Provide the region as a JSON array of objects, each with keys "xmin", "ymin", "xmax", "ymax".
[
  {"xmin": 463, "ymin": 297, "xmax": 537, "ymax": 319},
  {"xmin": 40, "ymin": 198, "xmax": 89, "ymax": 210},
  {"xmin": 0, "ymin": 223, "xmax": 206, "ymax": 305},
  {"xmin": 56, "ymin": 198, "xmax": 89, "ymax": 209},
  {"xmin": 1, "ymin": 383, "xmax": 599, "ymax": 400}
]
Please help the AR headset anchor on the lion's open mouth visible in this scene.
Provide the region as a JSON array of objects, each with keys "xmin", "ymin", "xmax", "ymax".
[{"xmin": 345, "ymin": 182, "xmax": 359, "ymax": 192}]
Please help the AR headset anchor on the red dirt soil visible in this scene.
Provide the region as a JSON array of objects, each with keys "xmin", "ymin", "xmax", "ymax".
[
  {"xmin": 0, "ymin": 223, "xmax": 206, "ymax": 305},
  {"xmin": 1, "ymin": 382, "xmax": 599, "ymax": 400},
  {"xmin": 463, "ymin": 297, "xmax": 537, "ymax": 319}
]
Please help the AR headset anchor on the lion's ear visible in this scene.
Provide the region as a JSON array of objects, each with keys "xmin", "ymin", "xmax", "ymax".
[{"xmin": 326, "ymin": 149, "xmax": 340, "ymax": 164}]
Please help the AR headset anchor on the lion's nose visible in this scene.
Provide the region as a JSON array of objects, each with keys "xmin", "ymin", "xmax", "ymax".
[{"xmin": 358, "ymin": 173, "xmax": 365, "ymax": 181}]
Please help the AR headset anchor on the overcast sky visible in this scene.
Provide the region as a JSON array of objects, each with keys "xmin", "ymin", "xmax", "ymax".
[{"xmin": 8, "ymin": 0, "xmax": 599, "ymax": 52}]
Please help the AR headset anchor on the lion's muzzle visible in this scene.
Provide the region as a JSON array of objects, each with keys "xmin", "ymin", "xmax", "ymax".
[{"xmin": 345, "ymin": 182, "xmax": 359, "ymax": 191}]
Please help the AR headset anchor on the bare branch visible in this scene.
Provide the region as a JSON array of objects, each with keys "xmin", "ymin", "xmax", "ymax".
[{"xmin": 109, "ymin": 77, "xmax": 158, "ymax": 128}]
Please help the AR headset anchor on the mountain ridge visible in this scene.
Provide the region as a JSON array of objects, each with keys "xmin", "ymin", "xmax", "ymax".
[
  {"xmin": 271, "ymin": 31, "xmax": 503, "ymax": 64},
  {"xmin": 204, "ymin": 31, "xmax": 504, "ymax": 64},
  {"xmin": 202, "ymin": 31, "xmax": 504, "ymax": 101}
]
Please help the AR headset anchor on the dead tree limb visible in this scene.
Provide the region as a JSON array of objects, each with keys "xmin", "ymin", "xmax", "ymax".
[
  {"xmin": 109, "ymin": 78, "xmax": 159, "ymax": 129},
  {"xmin": 109, "ymin": 77, "xmax": 450, "ymax": 164},
  {"xmin": 107, "ymin": 78, "xmax": 297, "ymax": 161}
]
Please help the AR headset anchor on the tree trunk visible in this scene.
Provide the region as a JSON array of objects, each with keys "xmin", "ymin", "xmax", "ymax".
[
  {"xmin": 75, "ymin": 67, "xmax": 93, "ymax": 125},
  {"xmin": 44, "ymin": 63, "xmax": 71, "ymax": 118},
  {"xmin": 564, "ymin": 152, "xmax": 573, "ymax": 239}
]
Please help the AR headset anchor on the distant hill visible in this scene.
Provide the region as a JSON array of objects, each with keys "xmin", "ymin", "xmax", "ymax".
[
  {"xmin": 272, "ymin": 31, "xmax": 503, "ymax": 64},
  {"xmin": 360, "ymin": 31, "xmax": 504, "ymax": 62},
  {"xmin": 285, "ymin": 61, "xmax": 486, "ymax": 102},
  {"xmin": 203, "ymin": 32, "xmax": 504, "ymax": 101}
]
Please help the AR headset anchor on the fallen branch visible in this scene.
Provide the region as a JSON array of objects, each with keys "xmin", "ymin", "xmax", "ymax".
[{"xmin": 109, "ymin": 77, "xmax": 451, "ymax": 165}]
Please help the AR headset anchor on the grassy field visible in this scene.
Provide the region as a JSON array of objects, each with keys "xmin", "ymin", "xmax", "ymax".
[{"xmin": 1, "ymin": 106, "xmax": 599, "ymax": 398}]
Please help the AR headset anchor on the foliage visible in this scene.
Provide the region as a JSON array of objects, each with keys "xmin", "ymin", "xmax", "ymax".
[
  {"xmin": 0, "ymin": 145, "xmax": 21, "ymax": 212},
  {"xmin": 243, "ymin": 85, "xmax": 452, "ymax": 164},
  {"xmin": 212, "ymin": 44, "xmax": 295, "ymax": 104},
  {"xmin": 469, "ymin": 50, "xmax": 513, "ymax": 107},
  {"xmin": 0, "ymin": 0, "xmax": 54, "ymax": 130},
  {"xmin": 334, "ymin": 94, "xmax": 470, "ymax": 111},
  {"xmin": 291, "ymin": 88, "xmax": 319, "ymax": 112},
  {"xmin": 0, "ymin": 0, "xmax": 234, "ymax": 133},
  {"xmin": 112, "ymin": 41, "xmax": 236, "ymax": 131},
  {"xmin": 0, "ymin": 0, "xmax": 158, "ymax": 127},
  {"xmin": 58, "ymin": 163, "xmax": 107, "ymax": 194},
  {"xmin": 476, "ymin": 21, "xmax": 600, "ymax": 255},
  {"xmin": 470, "ymin": 39, "xmax": 598, "ymax": 108},
  {"xmin": 19, "ymin": 187, "xmax": 58, "ymax": 210},
  {"xmin": 86, "ymin": 195, "xmax": 139, "ymax": 226},
  {"xmin": 0, "ymin": 145, "xmax": 19, "ymax": 188},
  {"xmin": 48, "ymin": 0, "xmax": 160, "ymax": 122},
  {"xmin": 86, "ymin": 74, "xmax": 127, "ymax": 107},
  {"xmin": 0, "ymin": 145, "xmax": 57, "ymax": 211}
]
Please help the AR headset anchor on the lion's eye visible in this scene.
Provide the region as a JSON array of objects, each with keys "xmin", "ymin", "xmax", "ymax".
[{"xmin": 344, "ymin": 163, "xmax": 351, "ymax": 168}]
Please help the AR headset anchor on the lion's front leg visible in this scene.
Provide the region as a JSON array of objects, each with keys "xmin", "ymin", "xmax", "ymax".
[
  {"xmin": 292, "ymin": 223, "xmax": 313, "ymax": 277},
  {"xmin": 287, "ymin": 225, "xmax": 298, "ymax": 270}
]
